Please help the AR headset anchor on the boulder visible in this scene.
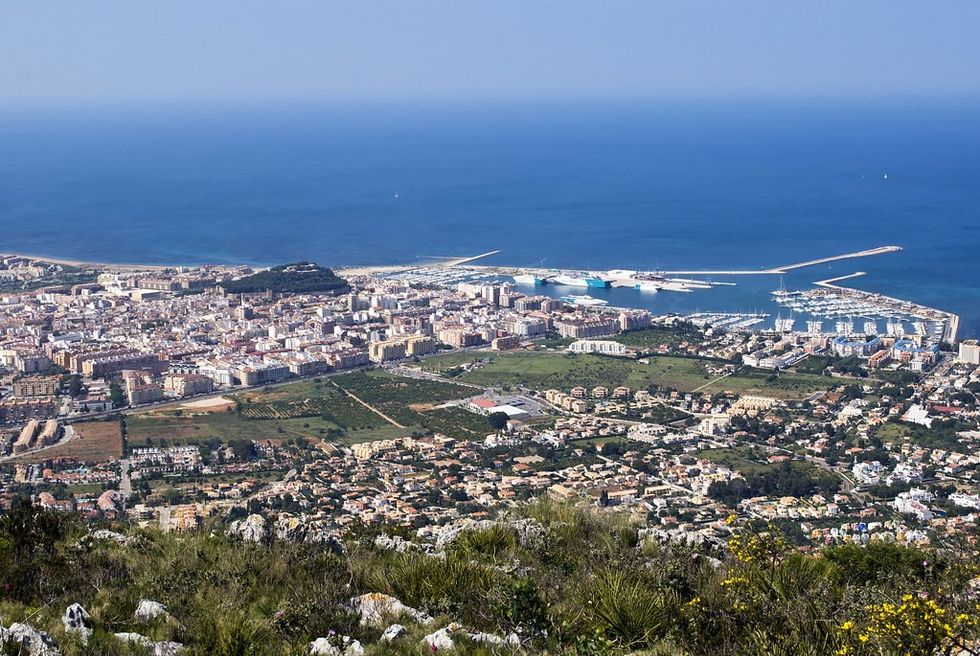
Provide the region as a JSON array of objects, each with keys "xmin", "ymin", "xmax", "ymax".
[
  {"xmin": 421, "ymin": 625, "xmax": 460, "ymax": 651},
  {"xmin": 274, "ymin": 514, "xmax": 307, "ymax": 542},
  {"xmin": 114, "ymin": 632, "xmax": 184, "ymax": 656},
  {"xmin": 350, "ymin": 593, "xmax": 432, "ymax": 627},
  {"xmin": 228, "ymin": 513, "xmax": 266, "ymax": 542},
  {"xmin": 379, "ymin": 624, "xmax": 407, "ymax": 642},
  {"xmin": 308, "ymin": 636, "xmax": 362, "ymax": 656},
  {"xmin": 469, "ymin": 631, "xmax": 520, "ymax": 647},
  {"xmin": 374, "ymin": 534, "xmax": 418, "ymax": 553},
  {"xmin": 135, "ymin": 599, "xmax": 170, "ymax": 622},
  {"xmin": 308, "ymin": 637, "xmax": 340, "ymax": 656},
  {"xmin": 62, "ymin": 603, "xmax": 92, "ymax": 642},
  {"xmin": 427, "ymin": 517, "xmax": 544, "ymax": 550},
  {"xmin": 89, "ymin": 529, "xmax": 132, "ymax": 545},
  {"xmin": 5, "ymin": 623, "xmax": 60, "ymax": 656}
]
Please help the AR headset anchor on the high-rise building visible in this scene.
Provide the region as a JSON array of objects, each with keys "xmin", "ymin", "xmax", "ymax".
[{"xmin": 958, "ymin": 339, "xmax": 980, "ymax": 365}]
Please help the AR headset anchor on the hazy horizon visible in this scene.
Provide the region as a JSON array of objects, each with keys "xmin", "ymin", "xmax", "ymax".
[{"xmin": 3, "ymin": 1, "xmax": 979, "ymax": 106}]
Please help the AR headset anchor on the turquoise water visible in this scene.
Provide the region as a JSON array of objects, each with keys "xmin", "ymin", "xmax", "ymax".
[{"xmin": 0, "ymin": 100, "xmax": 977, "ymax": 335}]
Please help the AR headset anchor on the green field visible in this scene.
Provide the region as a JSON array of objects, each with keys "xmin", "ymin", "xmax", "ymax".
[
  {"xmin": 127, "ymin": 409, "xmax": 417, "ymax": 448},
  {"xmin": 128, "ymin": 370, "xmax": 492, "ymax": 447},
  {"xmin": 331, "ymin": 370, "xmax": 493, "ymax": 440},
  {"xmin": 419, "ymin": 351, "xmax": 830, "ymax": 399},
  {"xmin": 610, "ymin": 323, "xmax": 703, "ymax": 351}
]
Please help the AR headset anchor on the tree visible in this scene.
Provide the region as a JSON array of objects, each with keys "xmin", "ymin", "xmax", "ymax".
[
  {"xmin": 109, "ymin": 382, "xmax": 125, "ymax": 408},
  {"xmin": 488, "ymin": 412, "xmax": 509, "ymax": 431},
  {"xmin": 0, "ymin": 499, "xmax": 74, "ymax": 602},
  {"xmin": 67, "ymin": 374, "xmax": 84, "ymax": 398}
]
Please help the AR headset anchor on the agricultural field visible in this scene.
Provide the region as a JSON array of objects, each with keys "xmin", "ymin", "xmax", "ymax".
[
  {"xmin": 419, "ymin": 351, "xmax": 830, "ymax": 399},
  {"xmin": 127, "ymin": 370, "xmax": 492, "ymax": 447},
  {"xmin": 13, "ymin": 420, "xmax": 124, "ymax": 464},
  {"xmin": 331, "ymin": 370, "xmax": 494, "ymax": 440},
  {"xmin": 125, "ymin": 399, "xmax": 412, "ymax": 449},
  {"xmin": 236, "ymin": 382, "xmax": 386, "ymax": 431}
]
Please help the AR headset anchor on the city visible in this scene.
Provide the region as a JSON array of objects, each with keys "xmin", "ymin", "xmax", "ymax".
[{"xmin": 1, "ymin": 252, "xmax": 976, "ymax": 557}]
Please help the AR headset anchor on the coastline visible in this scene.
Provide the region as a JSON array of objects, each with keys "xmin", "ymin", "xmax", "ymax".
[{"xmin": 0, "ymin": 252, "xmax": 178, "ymax": 272}]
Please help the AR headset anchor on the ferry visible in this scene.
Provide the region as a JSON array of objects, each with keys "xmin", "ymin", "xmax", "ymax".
[
  {"xmin": 512, "ymin": 273, "xmax": 544, "ymax": 286},
  {"xmin": 551, "ymin": 273, "xmax": 611, "ymax": 288},
  {"xmin": 560, "ymin": 294, "xmax": 609, "ymax": 308}
]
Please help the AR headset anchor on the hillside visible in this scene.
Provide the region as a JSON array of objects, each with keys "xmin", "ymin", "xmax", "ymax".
[
  {"xmin": 221, "ymin": 262, "xmax": 350, "ymax": 295},
  {"xmin": 1, "ymin": 500, "xmax": 978, "ymax": 656}
]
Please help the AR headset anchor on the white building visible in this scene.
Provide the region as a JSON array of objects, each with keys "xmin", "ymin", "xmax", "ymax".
[{"xmin": 568, "ymin": 340, "xmax": 628, "ymax": 356}]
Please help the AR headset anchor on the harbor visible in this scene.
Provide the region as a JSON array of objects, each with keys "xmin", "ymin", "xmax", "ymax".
[{"xmin": 349, "ymin": 243, "xmax": 959, "ymax": 342}]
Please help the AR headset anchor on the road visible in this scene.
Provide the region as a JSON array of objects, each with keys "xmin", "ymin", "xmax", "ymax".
[{"xmin": 119, "ymin": 458, "xmax": 132, "ymax": 497}]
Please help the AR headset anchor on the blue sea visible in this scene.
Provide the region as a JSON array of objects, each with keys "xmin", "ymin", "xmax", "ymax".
[{"xmin": 0, "ymin": 100, "xmax": 978, "ymax": 336}]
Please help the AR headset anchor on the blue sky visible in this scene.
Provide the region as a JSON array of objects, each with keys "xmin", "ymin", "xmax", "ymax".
[{"xmin": 2, "ymin": 1, "xmax": 979, "ymax": 105}]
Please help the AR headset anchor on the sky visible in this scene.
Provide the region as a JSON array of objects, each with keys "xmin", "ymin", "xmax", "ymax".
[{"xmin": 1, "ymin": 1, "xmax": 979, "ymax": 105}]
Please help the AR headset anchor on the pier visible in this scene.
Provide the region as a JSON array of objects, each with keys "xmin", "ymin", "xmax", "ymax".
[{"xmin": 657, "ymin": 245, "xmax": 903, "ymax": 276}]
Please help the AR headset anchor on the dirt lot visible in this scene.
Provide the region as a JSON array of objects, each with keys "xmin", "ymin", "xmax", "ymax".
[{"xmin": 14, "ymin": 420, "xmax": 124, "ymax": 464}]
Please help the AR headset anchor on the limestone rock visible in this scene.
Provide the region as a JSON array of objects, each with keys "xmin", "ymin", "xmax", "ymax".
[
  {"xmin": 374, "ymin": 533, "xmax": 418, "ymax": 553},
  {"xmin": 426, "ymin": 517, "xmax": 544, "ymax": 550},
  {"xmin": 5, "ymin": 623, "xmax": 60, "ymax": 656},
  {"xmin": 228, "ymin": 513, "xmax": 267, "ymax": 542},
  {"xmin": 469, "ymin": 631, "xmax": 520, "ymax": 647},
  {"xmin": 421, "ymin": 624, "xmax": 461, "ymax": 651},
  {"xmin": 379, "ymin": 624, "xmax": 407, "ymax": 642},
  {"xmin": 135, "ymin": 599, "xmax": 170, "ymax": 622},
  {"xmin": 308, "ymin": 636, "xmax": 362, "ymax": 656},
  {"xmin": 62, "ymin": 603, "xmax": 92, "ymax": 642},
  {"xmin": 274, "ymin": 514, "xmax": 307, "ymax": 542},
  {"xmin": 114, "ymin": 632, "xmax": 184, "ymax": 656},
  {"xmin": 308, "ymin": 637, "xmax": 340, "ymax": 656},
  {"xmin": 350, "ymin": 592, "xmax": 432, "ymax": 627},
  {"xmin": 89, "ymin": 529, "xmax": 132, "ymax": 545}
]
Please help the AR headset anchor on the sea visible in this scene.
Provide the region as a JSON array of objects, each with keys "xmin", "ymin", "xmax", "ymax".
[{"xmin": 0, "ymin": 99, "xmax": 978, "ymax": 336}]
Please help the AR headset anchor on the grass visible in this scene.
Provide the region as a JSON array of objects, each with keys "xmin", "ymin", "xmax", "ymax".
[
  {"xmin": 699, "ymin": 446, "xmax": 834, "ymax": 483},
  {"xmin": 13, "ymin": 420, "xmax": 123, "ymax": 464},
  {"xmin": 420, "ymin": 351, "xmax": 830, "ymax": 399},
  {"xmin": 872, "ymin": 419, "xmax": 968, "ymax": 451},
  {"xmin": 610, "ymin": 324, "xmax": 703, "ymax": 351},
  {"xmin": 2, "ymin": 499, "xmax": 978, "ymax": 656}
]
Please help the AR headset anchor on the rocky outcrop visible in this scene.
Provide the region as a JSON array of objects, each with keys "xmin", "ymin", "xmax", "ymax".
[
  {"xmin": 423, "ymin": 517, "xmax": 545, "ymax": 550},
  {"xmin": 228, "ymin": 514, "xmax": 267, "ymax": 542},
  {"xmin": 88, "ymin": 529, "xmax": 132, "ymax": 545},
  {"xmin": 421, "ymin": 623, "xmax": 520, "ymax": 651},
  {"xmin": 350, "ymin": 593, "xmax": 432, "ymax": 628},
  {"xmin": 422, "ymin": 625, "xmax": 459, "ymax": 651},
  {"xmin": 471, "ymin": 631, "xmax": 520, "ymax": 647},
  {"xmin": 135, "ymin": 599, "xmax": 170, "ymax": 623},
  {"xmin": 114, "ymin": 632, "xmax": 184, "ymax": 656},
  {"xmin": 373, "ymin": 533, "xmax": 421, "ymax": 553},
  {"xmin": 3, "ymin": 623, "xmax": 60, "ymax": 656},
  {"xmin": 379, "ymin": 624, "xmax": 407, "ymax": 642},
  {"xmin": 308, "ymin": 635, "xmax": 363, "ymax": 656},
  {"xmin": 62, "ymin": 603, "xmax": 92, "ymax": 642}
]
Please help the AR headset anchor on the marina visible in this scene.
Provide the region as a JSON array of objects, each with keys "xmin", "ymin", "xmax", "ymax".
[{"xmin": 346, "ymin": 244, "xmax": 959, "ymax": 341}]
